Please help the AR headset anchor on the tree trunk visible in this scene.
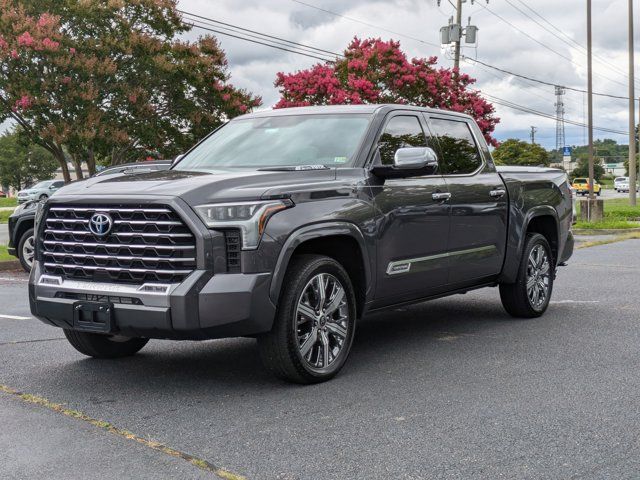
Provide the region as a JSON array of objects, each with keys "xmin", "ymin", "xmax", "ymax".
[
  {"xmin": 86, "ymin": 148, "xmax": 96, "ymax": 176},
  {"xmin": 71, "ymin": 155, "xmax": 84, "ymax": 180},
  {"xmin": 54, "ymin": 150, "xmax": 71, "ymax": 183}
]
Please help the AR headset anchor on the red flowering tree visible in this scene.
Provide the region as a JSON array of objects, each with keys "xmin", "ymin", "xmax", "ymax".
[
  {"xmin": 0, "ymin": 0, "xmax": 261, "ymax": 181},
  {"xmin": 275, "ymin": 37, "xmax": 499, "ymax": 146}
]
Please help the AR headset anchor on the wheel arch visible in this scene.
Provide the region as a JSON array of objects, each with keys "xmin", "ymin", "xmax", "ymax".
[{"xmin": 269, "ymin": 222, "xmax": 373, "ymax": 318}]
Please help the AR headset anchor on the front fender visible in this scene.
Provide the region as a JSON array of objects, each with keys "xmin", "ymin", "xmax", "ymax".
[{"xmin": 268, "ymin": 221, "xmax": 373, "ymax": 305}]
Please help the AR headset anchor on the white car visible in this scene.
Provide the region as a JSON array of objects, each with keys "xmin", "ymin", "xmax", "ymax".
[
  {"xmin": 615, "ymin": 177, "xmax": 639, "ymax": 192},
  {"xmin": 16, "ymin": 179, "xmax": 65, "ymax": 203}
]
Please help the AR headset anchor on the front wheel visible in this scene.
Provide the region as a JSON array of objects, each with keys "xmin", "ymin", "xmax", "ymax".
[
  {"xmin": 499, "ymin": 233, "xmax": 554, "ymax": 318},
  {"xmin": 38, "ymin": 194, "xmax": 48, "ymax": 201},
  {"xmin": 64, "ymin": 330, "xmax": 149, "ymax": 358},
  {"xmin": 257, "ymin": 254, "xmax": 357, "ymax": 384}
]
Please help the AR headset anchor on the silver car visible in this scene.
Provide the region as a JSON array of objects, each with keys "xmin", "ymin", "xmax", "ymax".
[{"xmin": 17, "ymin": 179, "xmax": 65, "ymax": 204}]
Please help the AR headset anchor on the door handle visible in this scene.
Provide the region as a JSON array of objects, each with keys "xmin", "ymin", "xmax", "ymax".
[
  {"xmin": 432, "ymin": 192, "xmax": 451, "ymax": 201},
  {"xmin": 489, "ymin": 189, "xmax": 506, "ymax": 198}
]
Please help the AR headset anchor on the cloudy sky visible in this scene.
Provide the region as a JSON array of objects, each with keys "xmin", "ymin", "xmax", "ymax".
[{"xmin": 180, "ymin": 0, "xmax": 639, "ymax": 149}]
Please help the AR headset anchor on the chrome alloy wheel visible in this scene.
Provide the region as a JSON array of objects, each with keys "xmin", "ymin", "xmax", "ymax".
[
  {"xmin": 526, "ymin": 244, "xmax": 551, "ymax": 310},
  {"xmin": 22, "ymin": 235, "xmax": 35, "ymax": 269},
  {"xmin": 295, "ymin": 273, "xmax": 350, "ymax": 369}
]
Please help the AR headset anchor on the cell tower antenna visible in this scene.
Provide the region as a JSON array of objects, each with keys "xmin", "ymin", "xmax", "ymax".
[{"xmin": 555, "ymin": 86, "xmax": 566, "ymax": 162}]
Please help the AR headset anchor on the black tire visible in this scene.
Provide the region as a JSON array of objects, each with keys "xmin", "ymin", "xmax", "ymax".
[
  {"xmin": 17, "ymin": 228, "xmax": 35, "ymax": 273},
  {"xmin": 39, "ymin": 194, "xmax": 48, "ymax": 201},
  {"xmin": 63, "ymin": 330, "xmax": 149, "ymax": 358},
  {"xmin": 257, "ymin": 254, "xmax": 357, "ymax": 384},
  {"xmin": 596, "ymin": 190, "xmax": 601, "ymax": 196},
  {"xmin": 499, "ymin": 233, "xmax": 554, "ymax": 318}
]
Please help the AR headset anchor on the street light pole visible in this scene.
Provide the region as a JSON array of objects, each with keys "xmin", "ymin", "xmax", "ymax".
[
  {"xmin": 587, "ymin": 0, "xmax": 595, "ymax": 201},
  {"xmin": 628, "ymin": 0, "xmax": 637, "ymax": 206}
]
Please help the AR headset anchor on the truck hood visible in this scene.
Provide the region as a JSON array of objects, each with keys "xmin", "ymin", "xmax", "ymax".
[{"xmin": 52, "ymin": 168, "xmax": 339, "ymax": 204}]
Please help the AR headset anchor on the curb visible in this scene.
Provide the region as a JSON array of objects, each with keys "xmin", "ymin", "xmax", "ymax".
[
  {"xmin": 573, "ymin": 227, "xmax": 640, "ymax": 235},
  {"xmin": 0, "ymin": 260, "xmax": 21, "ymax": 271}
]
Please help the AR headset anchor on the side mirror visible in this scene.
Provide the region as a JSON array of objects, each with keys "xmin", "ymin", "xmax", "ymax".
[
  {"xmin": 49, "ymin": 185, "xmax": 57, "ymax": 190},
  {"xmin": 372, "ymin": 147, "xmax": 439, "ymax": 179}
]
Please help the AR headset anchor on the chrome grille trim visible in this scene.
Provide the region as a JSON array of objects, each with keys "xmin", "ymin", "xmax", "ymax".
[{"xmin": 41, "ymin": 203, "xmax": 197, "ymax": 284}]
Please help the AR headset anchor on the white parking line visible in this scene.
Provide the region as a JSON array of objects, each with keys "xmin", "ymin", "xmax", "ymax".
[
  {"xmin": 550, "ymin": 300, "xmax": 600, "ymax": 304},
  {"xmin": 0, "ymin": 314, "xmax": 31, "ymax": 320},
  {"xmin": 0, "ymin": 276, "xmax": 29, "ymax": 283}
]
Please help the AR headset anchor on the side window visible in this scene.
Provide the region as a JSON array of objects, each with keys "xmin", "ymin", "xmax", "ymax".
[
  {"xmin": 53, "ymin": 181, "xmax": 65, "ymax": 188},
  {"xmin": 429, "ymin": 118, "xmax": 482, "ymax": 175},
  {"xmin": 377, "ymin": 115, "xmax": 427, "ymax": 165}
]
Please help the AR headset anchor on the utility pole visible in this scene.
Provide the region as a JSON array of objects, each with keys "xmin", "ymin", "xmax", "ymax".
[
  {"xmin": 555, "ymin": 86, "xmax": 566, "ymax": 163},
  {"xmin": 628, "ymin": 0, "xmax": 637, "ymax": 206},
  {"xmin": 530, "ymin": 126, "xmax": 537, "ymax": 144},
  {"xmin": 453, "ymin": 0, "xmax": 463, "ymax": 70},
  {"xmin": 587, "ymin": 0, "xmax": 595, "ymax": 201}
]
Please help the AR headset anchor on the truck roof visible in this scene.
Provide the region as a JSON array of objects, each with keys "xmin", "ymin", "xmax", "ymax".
[{"xmin": 239, "ymin": 104, "xmax": 474, "ymax": 121}]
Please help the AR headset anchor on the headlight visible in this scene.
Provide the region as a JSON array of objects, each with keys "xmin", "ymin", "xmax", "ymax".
[{"xmin": 194, "ymin": 199, "xmax": 293, "ymax": 250}]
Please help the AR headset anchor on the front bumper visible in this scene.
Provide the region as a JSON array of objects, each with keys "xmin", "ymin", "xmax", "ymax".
[
  {"xmin": 29, "ymin": 261, "xmax": 277, "ymax": 340},
  {"xmin": 17, "ymin": 195, "xmax": 36, "ymax": 204}
]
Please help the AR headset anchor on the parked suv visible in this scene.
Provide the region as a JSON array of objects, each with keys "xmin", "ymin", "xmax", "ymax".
[
  {"xmin": 17, "ymin": 179, "xmax": 65, "ymax": 204},
  {"xmin": 29, "ymin": 105, "xmax": 574, "ymax": 383}
]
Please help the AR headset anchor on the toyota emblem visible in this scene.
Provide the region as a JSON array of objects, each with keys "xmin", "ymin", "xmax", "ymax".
[{"xmin": 89, "ymin": 212, "xmax": 113, "ymax": 236}]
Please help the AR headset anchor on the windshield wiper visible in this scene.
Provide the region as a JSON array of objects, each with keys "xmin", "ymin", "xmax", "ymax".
[{"xmin": 258, "ymin": 165, "xmax": 330, "ymax": 172}]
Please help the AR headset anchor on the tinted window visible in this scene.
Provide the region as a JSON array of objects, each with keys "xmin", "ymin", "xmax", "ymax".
[
  {"xmin": 429, "ymin": 119, "xmax": 482, "ymax": 175},
  {"xmin": 53, "ymin": 181, "xmax": 64, "ymax": 187},
  {"xmin": 377, "ymin": 116, "xmax": 427, "ymax": 165}
]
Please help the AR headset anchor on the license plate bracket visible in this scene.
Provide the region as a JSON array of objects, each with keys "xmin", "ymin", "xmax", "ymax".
[{"xmin": 73, "ymin": 302, "xmax": 114, "ymax": 333}]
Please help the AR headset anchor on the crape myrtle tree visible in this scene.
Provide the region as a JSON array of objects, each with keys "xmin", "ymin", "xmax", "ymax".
[
  {"xmin": 274, "ymin": 37, "xmax": 499, "ymax": 146},
  {"xmin": 0, "ymin": 0, "xmax": 261, "ymax": 182}
]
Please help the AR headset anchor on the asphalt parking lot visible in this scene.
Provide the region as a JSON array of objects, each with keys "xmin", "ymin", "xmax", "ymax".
[{"xmin": 2, "ymin": 239, "xmax": 640, "ymax": 480}]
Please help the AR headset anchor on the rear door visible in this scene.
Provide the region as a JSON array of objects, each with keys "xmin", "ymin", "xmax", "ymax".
[
  {"xmin": 370, "ymin": 112, "xmax": 451, "ymax": 304},
  {"xmin": 427, "ymin": 115, "xmax": 508, "ymax": 285}
]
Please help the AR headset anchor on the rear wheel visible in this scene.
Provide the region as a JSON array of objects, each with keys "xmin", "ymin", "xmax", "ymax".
[
  {"xmin": 499, "ymin": 233, "xmax": 554, "ymax": 318},
  {"xmin": 63, "ymin": 330, "xmax": 149, "ymax": 358},
  {"xmin": 258, "ymin": 254, "xmax": 357, "ymax": 384},
  {"xmin": 17, "ymin": 228, "xmax": 35, "ymax": 272}
]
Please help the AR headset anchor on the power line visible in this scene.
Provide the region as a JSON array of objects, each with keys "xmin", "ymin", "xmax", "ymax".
[
  {"xmin": 475, "ymin": 2, "xmax": 630, "ymax": 89},
  {"xmin": 481, "ymin": 92, "xmax": 629, "ymax": 136},
  {"xmin": 183, "ymin": 18, "xmax": 337, "ymax": 63},
  {"xmin": 512, "ymin": 0, "xmax": 639, "ymax": 87},
  {"xmin": 179, "ymin": 10, "xmax": 343, "ymax": 59},
  {"xmin": 464, "ymin": 57, "xmax": 633, "ymax": 100},
  {"xmin": 290, "ymin": 0, "xmax": 441, "ymax": 49}
]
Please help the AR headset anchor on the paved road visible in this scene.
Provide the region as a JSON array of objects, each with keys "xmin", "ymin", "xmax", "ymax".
[{"xmin": 1, "ymin": 240, "xmax": 640, "ymax": 479}]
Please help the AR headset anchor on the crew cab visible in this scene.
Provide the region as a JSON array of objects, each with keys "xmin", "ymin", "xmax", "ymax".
[{"xmin": 29, "ymin": 105, "xmax": 574, "ymax": 383}]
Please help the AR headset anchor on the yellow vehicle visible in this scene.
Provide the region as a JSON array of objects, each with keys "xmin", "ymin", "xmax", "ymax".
[{"xmin": 572, "ymin": 177, "xmax": 601, "ymax": 196}]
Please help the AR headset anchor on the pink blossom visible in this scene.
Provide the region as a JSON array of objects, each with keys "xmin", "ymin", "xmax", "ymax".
[
  {"xmin": 10, "ymin": 50, "xmax": 19, "ymax": 59},
  {"xmin": 128, "ymin": 94, "xmax": 138, "ymax": 104},
  {"xmin": 37, "ymin": 13, "xmax": 55, "ymax": 28},
  {"xmin": 0, "ymin": 36, "xmax": 7, "ymax": 50},
  {"xmin": 17, "ymin": 32, "xmax": 34, "ymax": 47},
  {"xmin": 62, "ymin": 76, "xmax": 71, "ymax": 84},
  {"xmin": 41, "ymin": 38, "xmax": 59, "ymax": 50},
  {"xmin": 69, "ymin": 47, "xmax": 76, "ymax": 55},
  {"xmin": 222, "ymin": 93, "xmax": 231, "ymax": 101},
  {"xmin": 239, "ymin": 105, "xmax": 248, "ymax": 113},
  {"xmin": 15, "ymin": 95, "xmax": 32, "ymax": 110}
]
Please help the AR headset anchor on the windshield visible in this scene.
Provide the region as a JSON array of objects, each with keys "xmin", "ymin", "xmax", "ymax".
[
  {"xmin": 615, "ymin": 177, "xmax": 628, "ymax": 182},
  {"xmin": 175, "ymin": 114, "xmax": 372, "ymax": 170},
  {"xmin": 573, "ymin": 178, "xmax": 587, "ymax": 184},
  {"xmin": 30, "ymin": 181, "xmax": 52, "ymax": 189}
]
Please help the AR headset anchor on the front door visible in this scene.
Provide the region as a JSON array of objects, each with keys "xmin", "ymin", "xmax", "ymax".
[
  {"xmin": 370, "ymin": 113, "xmax": 451, "ymax": 305},
  {"xmin": 427, "ymin": 116, "xmax": 508, "ymax": 285}
]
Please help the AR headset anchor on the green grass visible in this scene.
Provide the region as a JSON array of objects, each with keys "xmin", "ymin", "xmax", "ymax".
[
  {"xmin": 0, "ymin": 210, "xmax": 13, "ymax": 223},
  {"xmin": 574, "ymin": 219, "xmax": 640, "ymax": 230},
  {"xmin": 0, "ymin": 197, "xmax": 17, "ymax": 207},
  {"xmin": 0, "ymin": 245, "xmax": 14, "ymax": 262}
]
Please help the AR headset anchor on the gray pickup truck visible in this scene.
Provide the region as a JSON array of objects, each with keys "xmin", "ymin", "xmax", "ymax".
[{"xmin": 29, "ymin": 105, "xmax": 574, "ymax": 383}]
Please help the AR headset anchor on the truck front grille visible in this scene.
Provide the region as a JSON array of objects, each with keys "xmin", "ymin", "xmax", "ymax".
[{"xmin": 41, "ymin": 204, "xmax": 196, "ymax": 284}]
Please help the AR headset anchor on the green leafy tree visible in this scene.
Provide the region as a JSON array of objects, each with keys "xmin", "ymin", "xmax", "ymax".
[
  {"xmin": 0, "ymin": 0, "xmax": 261, "ymax": 181},
  {"xmin": 0, "ymin": 128, "xmax": 57, "ymax": 190},
  {"xmin": 492, "ymin": 139, "xmax": 550, "ymax": 166},
  {"xmin": 571, "ymin": 154, "xmax": 605, "ymax": 181}
]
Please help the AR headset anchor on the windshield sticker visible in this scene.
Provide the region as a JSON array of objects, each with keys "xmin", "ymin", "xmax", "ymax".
[{"xmin": 334, "ymin": 156, "xmax": 348, "ymax": 164}]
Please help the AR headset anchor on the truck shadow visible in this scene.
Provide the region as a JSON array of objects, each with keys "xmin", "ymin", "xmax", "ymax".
[{"xmin": 40, "ymin": 295, "xmax": 533, "ymax": 399}]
